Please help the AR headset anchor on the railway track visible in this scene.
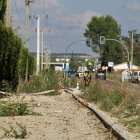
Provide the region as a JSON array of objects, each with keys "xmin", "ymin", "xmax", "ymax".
[
  {"xmin": 0, "ymin": 90, "xmax": 117, "ymax": 140},
  {"xmin": 0, "ymin": 88, "xmax": 139, "ymax": 139},
  {"xmin": 65, "ymin": 88, "xmax": 139, "ymax": 140}
]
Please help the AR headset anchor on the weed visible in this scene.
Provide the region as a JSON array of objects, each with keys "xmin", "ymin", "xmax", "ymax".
[
  {"xmin": 0, "ymin": 122, "xmax": 28, "ymax": 139},
  {"xmin": 82, "ymin": 80, "xmax": 140, "ymax": 129},
  {"xmin": 18, "ymin": 69, "xmax": 59, "ymax": 93},
  {"xmin": 0, "ymin": 102, "xmax": 40, "ymax": 117}
]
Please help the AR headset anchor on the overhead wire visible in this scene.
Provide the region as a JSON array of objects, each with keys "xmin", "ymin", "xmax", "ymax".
[
  {"xmin": 13, "ymin": 0, "xmax": 25, "ymax": 24},
  {"xmin": 43, "ymin": 0, "xmax": 53, "ymax": 47},
  {"xmin": 44, "ymin": 0, "xmax": 47, "ymax": 27},
  {"xmin": 29, "ymin": 6, "xmax": 36, "ymax": 35},
  {"xmin": 43, "ymin": 0, "xmax": 51, "ymax": 47}
]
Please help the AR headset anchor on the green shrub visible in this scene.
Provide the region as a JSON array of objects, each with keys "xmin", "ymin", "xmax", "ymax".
[
  {"xmin": 83, "ymin": 81, "xmax": 105, "ymax": 101},
  {"xmin": 69, "ymin": 77, "xmax": 77, "ymax": 88},
  {"xmin": 83, "ymin": 80, "xmax": 138, "ymax": 114},
  {"xmin": 0, "ymin": 102, "xmax": 40, "ymax": 117},
  {"xmin": 0, "ymin": 80, "xmax": 13, "ymax": 92},
  {"xmin": 18, "ymin": 69, "xmax": 59, "ymax": 93},
  {"xmin": 101, "ymin": 98, "xmax": 114, "ymax": 111},
  {"xmin": 82, "ymin": 80, "xmax": 140, "ymax": 131}
]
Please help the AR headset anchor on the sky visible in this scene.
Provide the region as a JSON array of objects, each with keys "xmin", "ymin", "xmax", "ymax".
[{"xmin": 10, "ymin": 0, "xmax": 140, "ymax": 57}]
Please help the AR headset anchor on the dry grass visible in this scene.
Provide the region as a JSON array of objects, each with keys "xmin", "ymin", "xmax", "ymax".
[
  {"xmin": 82, "ymin": 80, "xmax": 140, "ymax": 132},
  {"xmin": 106, "ymin": 71, "xmax": 122, "ymax": 81}
]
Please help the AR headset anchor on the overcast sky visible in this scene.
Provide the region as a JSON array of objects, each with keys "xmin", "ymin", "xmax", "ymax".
[{"xmin": 11, "ymin": 0, "xmax": 140, "ymax": 57}]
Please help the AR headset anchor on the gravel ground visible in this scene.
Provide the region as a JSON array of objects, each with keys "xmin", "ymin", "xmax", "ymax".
[{"xmin": 0, "ymin": 91, "xmax": 116, "ymax": 140}]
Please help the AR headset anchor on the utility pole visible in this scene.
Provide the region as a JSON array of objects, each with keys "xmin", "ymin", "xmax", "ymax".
[
  {"xmin": 25, "ymin": 0, "xmax": 29, "ymax": 48},
  {"xmin": 6, "ymin": 0, "xmax": 11, "ymax": 27},
  {"xmin": 41, "ymin": 30, "xmax": 44, "ymax": 70},
  {"xmin": 34, "ymin": 16, "xmax": 40, "ymax": 75},
  {"xmin": 25, "ymin": 0, "xmax": 34, "ymax": 82},
  {"xmin": 44, "ymin": 47, "xmax": 48, "ymax": 69},
  {"xmin": 131, "ymin": 31, "xmax": 134, "ymax": 71},
  {"xmin": 48, "ymin": 49, "xmax": 50, "ymax": 68}
]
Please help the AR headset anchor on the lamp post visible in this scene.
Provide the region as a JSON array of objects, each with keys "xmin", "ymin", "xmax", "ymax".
[
  {"xmin": 104, "ymin": 38, "xmax": 130, "ymax": 69},
  {"xmin": 34, "ymin": 15, "xmax": 40, "ymax": 75},
  {"xmin": 131, "ymin": 31, "xmax": 134, "ymax": 71},
  {"xmin": 64, "ymin": 39, "xmax": 88, "ymax": 78},
  {"xmin": 41, "ymin": 30, "xmax": 44, "ymax": 70}
]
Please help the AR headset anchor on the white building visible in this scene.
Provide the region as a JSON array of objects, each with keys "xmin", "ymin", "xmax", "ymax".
[{"xmin": 113, "ymin": 62, "xmax": 138, "ymax": 71}]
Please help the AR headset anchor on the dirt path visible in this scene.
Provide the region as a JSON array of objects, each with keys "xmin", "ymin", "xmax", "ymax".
[{"xmin": 0, "ymin": 91, "xmax": 116, "ymax": 140}]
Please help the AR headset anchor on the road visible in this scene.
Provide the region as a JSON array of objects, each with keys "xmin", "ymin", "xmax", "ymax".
[{"xmin": 0, "ymin": 91, "xmax": 116, "ymax": 140}]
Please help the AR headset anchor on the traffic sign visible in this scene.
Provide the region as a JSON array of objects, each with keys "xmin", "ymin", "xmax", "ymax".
[{"xmin": 100, "ymin": 36, "xmax": 105, "ymax": 44}]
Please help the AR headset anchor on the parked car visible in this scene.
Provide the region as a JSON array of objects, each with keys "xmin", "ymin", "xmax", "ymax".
[
  {"xmin": 77, "ymin": 71, "xmax": 84, "ymax": 78},
  {"xmin": 121, "ymin": 70, "xmax": 132, "ymax": 82},
  {"xmin": 131, "ymin": 71, "xmax": 140, "ymax": 83},
  {"xmin": 68, "ymin": 69, "xmax": 77, "ymax": 78},
  {"xmin": 95, "ymin": 69, "xmax": 106, "ymax": 80}
]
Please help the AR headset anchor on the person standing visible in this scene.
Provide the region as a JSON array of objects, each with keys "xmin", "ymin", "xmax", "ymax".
[{"xmin": 83, "ymin": 71, "xmax": 91, "ymax": 87}]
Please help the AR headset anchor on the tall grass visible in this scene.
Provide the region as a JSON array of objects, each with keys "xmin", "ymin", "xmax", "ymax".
[
  {"xmin": 82, "ymin": 80, "xmax": 140, "ymax": 131},
  {"xmin": 18, "ymin": 69, "xmax": 59, "ymax": 93},
  {"xmin": 0, "ymin": 101, "xmax": 40, "ymax": 117}
]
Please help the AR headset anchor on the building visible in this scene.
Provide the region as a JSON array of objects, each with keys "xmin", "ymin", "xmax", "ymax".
[{"xmin": 113, "ymin": 62, "xmax": 138, "ymax": 71}]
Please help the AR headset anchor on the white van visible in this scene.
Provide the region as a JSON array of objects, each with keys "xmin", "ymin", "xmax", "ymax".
[{"xmin": 131, "ymin": 71, "xmax": 140, "ymax": 83}]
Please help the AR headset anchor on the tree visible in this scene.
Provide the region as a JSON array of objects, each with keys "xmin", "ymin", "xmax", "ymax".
[
  {"xmin": 84, "ymin": 15, "xmax": 125, "ymax": 64},
  {"xmin": 0, "ymin": 0, "xmax": 6, "ymax": 22},
  {"xmin": 122, "ymin": 30, "xmax": 140, "ymax": 66},
  {"xmin": 18, "ymin": 47, "xmax": 35, "ymax": 80},
  {"xmin": 0, "ymin": 21, "xmax": 22, "ymax": 90},
  {"xmin": 69, "ymin": 53, "xmax": 79, "ymax": 70}
]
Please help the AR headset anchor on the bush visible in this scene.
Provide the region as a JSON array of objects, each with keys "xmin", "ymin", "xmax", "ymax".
[
  {"xmin": 18, "ymin": 69, "xmax": 59, "ymax": 93},
  {"xmin": 82, "ymin": 80, "xmax": 140, "ymax": 131},
  {"xmin": 0, "ymin": 101, "xmax": 39, "ymax": 117},
  {"xmin": 82, "ymin": 81, "xmax": 137, "ymax": 112}
]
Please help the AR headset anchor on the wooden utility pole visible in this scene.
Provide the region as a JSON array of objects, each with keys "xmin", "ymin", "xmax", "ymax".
[
  {"xmin": 131, "ymin": 31, "xmax": 134, "ymax": 71},
  {"xmin": 41, "ymin": 30, "xmax": 44, "ymax": 70},
  {"xmin": 6, "ymin": 0, "xmax": 11, "ymax": 27},
  {"xmin": 25, "ymin": 0, "xmax": 32, "ymax": 48},
  {"xmin": 25, "ymin": 0, "xmax": 34, "ymax": 82}
]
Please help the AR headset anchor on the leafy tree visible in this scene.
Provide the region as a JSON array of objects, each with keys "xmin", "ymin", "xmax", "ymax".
[
  {"xmin": 18, "ymin": 47, "xmax": 35, "ymax": 80},
  {"xmin": 84, "ymin": 15, "xmax": 125, "ymax": 64},
  {"xmin": 0, "ymin": 0, "xmax": 6, "ymax": 22},
  {"xmin": 69, "ymin": 53, "xmax": 79, "ymax": 70},
  {"xmin": 122, "ymin": 30, "xmax": 140, "ymax": 66},
  {"xmin": 0, "ymin": 21, "xmax": 22, "ymax": 90}
]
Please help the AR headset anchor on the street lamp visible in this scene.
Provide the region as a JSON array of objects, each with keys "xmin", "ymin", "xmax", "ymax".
[
  {"xmin": 131, "ymin": 31, "xmax": 134, "ymax": 71},
  {"xmin": 100, "ymin": 36, "xmax": 130, "ymax": 69},
  {"xmin": 64, "ymin": 39, "xmax": 90, "ymax": 78},
  {"xmin": 105, "ymin": 38, "xmax": 130, "ymax": 63},
  {"xmin": 34, "ymin": 15, "xmax": 40, "ymax": 75}
]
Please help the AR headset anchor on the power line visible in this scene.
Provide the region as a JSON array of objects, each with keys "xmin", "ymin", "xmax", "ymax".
[
  {"xmin": 44, "ymin": 0, "xmax": 47, "ymax": 27},
  {"xmin": 29, "ymin": 7, "xmax": 36, "ymax": 33},
  {"xmin": 13, "ymin": 0, "xmax": 25, "ymax": 24}
]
